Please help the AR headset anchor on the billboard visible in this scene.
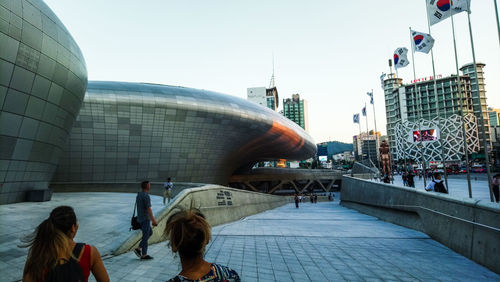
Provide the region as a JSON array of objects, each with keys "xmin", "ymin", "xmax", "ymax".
[
  {"xmin": 318, "ymin": 156, "xmax": 328, "ymax": 162},
  {"xmin": 410, "ymin": 128, "xmax": 439, "ymax": 143}
]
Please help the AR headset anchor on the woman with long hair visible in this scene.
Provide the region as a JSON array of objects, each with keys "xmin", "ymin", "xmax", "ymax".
[
  {"xmin": 165, "ymin": 209, "xmax": 240, "ymax": 282},
  {"xmin": 21, "ymin": 206, "xmax": 109, "ymax": 282}
]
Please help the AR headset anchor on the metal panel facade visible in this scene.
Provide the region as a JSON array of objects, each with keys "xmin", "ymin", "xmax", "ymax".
[
  {"xmin": 53, "ymin": 81, "xmax": 316, "ymax": 185},
  {"xmin": 0, "ymin": 0, "xmax": 87, "ymax": 204}
]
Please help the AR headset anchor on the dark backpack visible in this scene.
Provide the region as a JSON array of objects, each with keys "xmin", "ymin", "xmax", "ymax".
[
  {"xmin": 46, "ymin": 243, "xmax": 85, "ymax": 282},
  {"xmin": 433, "ymin": 180, "xmax": 448, "ymax": 194}
]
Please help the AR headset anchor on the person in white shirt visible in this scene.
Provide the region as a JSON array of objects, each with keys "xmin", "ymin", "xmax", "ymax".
[
  {"xmin": 425, "ymin": 172, "xmax": 448, "ymax": 194},
  {"xmin": 163, "ymin": 177, "xmax": 174, "ymax": 204}
]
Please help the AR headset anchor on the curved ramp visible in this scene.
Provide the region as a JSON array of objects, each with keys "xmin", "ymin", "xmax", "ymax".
[{"xmin": 113, "ymin": 185, "xmax": 291, "ymax": 255}]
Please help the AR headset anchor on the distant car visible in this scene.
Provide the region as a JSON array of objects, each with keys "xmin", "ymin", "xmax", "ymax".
[
  {"xmin": 459, "ymin": 167, "xmax": 467, "ymax": 173},
  {"xmin": 471, "ymin": 165, "xmax": 486, "ymax": 173}
]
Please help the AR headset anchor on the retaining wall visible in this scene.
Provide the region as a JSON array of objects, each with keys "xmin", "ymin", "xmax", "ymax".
[
  {"xmin": 113, "ymin": 185, "xmax": 291, "ymax": 255},
  {"xmin": 341, "ymin": 176, "xmax": 500, "ymax": 274}
]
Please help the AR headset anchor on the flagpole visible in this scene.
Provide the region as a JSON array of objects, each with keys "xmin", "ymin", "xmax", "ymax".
[
  {"xmin": 465, "ymin": 1, "xmax": 495, "ymax": 202},
  {"xmin": 409, "ymin": 27, "xmax": 427, "ymax": 188},
  {"xmin": 358, "ymin": 117, "xmax": 362, "ymax": 162},
  {"xmin": 370, "ymin": 89, "xmax": 380, "ymax": 169},
  {"xmin": 364, "ymin": 102, "xmax": 371, "ymax": 165},
  {"xmin": 495, "ymin": 0, "xmax": 500, "ymax": 47},
  {"xmin": 450, "ymin": 12, "xmax": 472, "ymax": 198},
  {"xmin": 394, "ymin": 65, "xmax": 406, "ymax": 171},
  {"xmin": 425, "ymin": 0, "xmax": 448, "ymax": 189}
]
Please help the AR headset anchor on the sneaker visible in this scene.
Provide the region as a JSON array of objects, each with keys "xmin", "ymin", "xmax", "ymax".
[
  {"xmin": 134, "ymin": 248, "xmax": 141, "ymax": 258},
  {"xmin": 141, "ymin": 255, "xmax": 154, "ymax": 260}
]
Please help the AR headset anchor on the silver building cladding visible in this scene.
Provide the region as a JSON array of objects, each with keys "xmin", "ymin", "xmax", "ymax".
[
  {"xmin": 0, "ymin": 0, "xmax": 87, "ymax": 204},
  {"xmin": 52, "ymin": 81, "xmax": 316, "ymax": 186}
]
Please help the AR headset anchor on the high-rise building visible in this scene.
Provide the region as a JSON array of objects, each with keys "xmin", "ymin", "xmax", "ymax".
[
  {"xmin": 247, "ymin": 86, "xmax": 279, "ymax": 111},
  {"xmin": 283, "ymin": 94, "xmax": 309, "ymax": 131},
  {"xmin": 383, "ymin": 63, "xmax": 491, "ymax": 159},
  {"xmin": 489, "ymin": 108, "xmax": 500, "ymax": 127},
  {"xmin": 353, "ymin": 131, "xmax": 381, "ymax": 165}
]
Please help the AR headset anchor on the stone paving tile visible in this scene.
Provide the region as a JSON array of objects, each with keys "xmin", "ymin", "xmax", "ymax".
[
  {"xmin": 1, "ymin": 192, "xmax": 500, "ymax": 281},
  {"xmin": 387, "ymin": 174, "xmax": 495, "ymax": 202},
  {"xmin": 0, "ymin": 192, "xmax": 165, "ymax": 282}
]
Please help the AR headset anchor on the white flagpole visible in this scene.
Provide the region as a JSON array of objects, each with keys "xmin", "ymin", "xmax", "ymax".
[
  {"xmin": 364, "ymin": 102, "xmax": 371, "ymax": 164},
  {"xmin": 409, "ymin": 27, "xmax": 427, "ymax": 188},
  {"xmin": 425, "ymin": 0, "xmax": 448, "ymax": 188},
  {"xmin": 394, "ymin": 64, "xmax": 406, "ymax": 171},
  {"xmin": 358, "ymin": 117, "xmax": 362, "ymax": 161},
  {"xmin": 450, "ymin": 11, "xmax": 472, "ymax": 198},
  {"xmin": 465, "ymin": 0, "xmax": 495, "ymax": 201},
  {"xmin": 371, "ymin": 89, "xmax": 380, "ymax": 168},
  {"xmin": 495, "ymin": 0, "xmax": 500, "ymax": 47}
]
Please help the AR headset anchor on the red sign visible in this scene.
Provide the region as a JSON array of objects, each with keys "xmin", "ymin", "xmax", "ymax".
[{"xmin": 410, "ymin": 74, "xmax": 442, "ymax": 84}]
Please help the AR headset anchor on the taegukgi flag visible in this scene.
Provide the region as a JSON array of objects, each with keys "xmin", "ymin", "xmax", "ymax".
[
  {"xmin": 353, "ymin": 114, "xmax": 360, "ymax": 124},
  {"xmin": 427, "ymin": 0, "xmax": 470, "ymax": 26},
  {"xmin": 411, "ymin": 30, "xmax": 435, "ymax": 54},
  {"xmin": 394, "ymin": 47, "xmax": 409, "ymax": 69}
]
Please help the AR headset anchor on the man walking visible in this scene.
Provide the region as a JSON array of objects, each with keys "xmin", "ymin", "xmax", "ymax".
[
  {"xmin": 163, "ymin": 177, "xmax": 174, "ymax": 204},
  {"xmin": 134, "ymin": 181, "xmax": 157, "ymax": 260},
  {"xmin": 407, "ymin": 171, "xmax": 415, "ymax": 188}
]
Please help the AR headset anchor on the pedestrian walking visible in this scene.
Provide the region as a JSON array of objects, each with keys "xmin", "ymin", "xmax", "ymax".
[
  {"xmin": 294, "ymin": 194, "xmax": 299, "ymax": 208},
  {"xmin": 21, "ymin": 206, "xmax": 109, "ymax": 282},
  {"xmin": 165, "ymin": 210, "xmax": 241, "ymax": 281},
  {"xmin": 163, "ymin": 177, "xmax": 174, "ymax": 205},
  {"xmin": 402, "ymin": 171, "xmax": 408, "ymax": 186},
  {"xmin": 492, "ymin": 174, "xmax": 500, "ymax": 203},
  {"xmin": 407, "ymin": 171, "xmax": 415, "ymax": 188},
  {"xmin": 134, "ymin": 181, "xmax": 158, "ymax": 260}
]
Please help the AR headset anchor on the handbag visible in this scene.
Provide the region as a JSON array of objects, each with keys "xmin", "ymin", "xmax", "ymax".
[{"xmin": 130, "ymin": 194, "xmax": 141, "ymax": 230}]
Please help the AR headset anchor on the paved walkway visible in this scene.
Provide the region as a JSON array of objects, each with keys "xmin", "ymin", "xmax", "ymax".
[
  {"xmin": 0, "ymin": 192, "xmax": 165, "ymax": 282},
  {"xmin": 382, "ymin": 174, "xmax": 495, "ymax": 202},
  {"xmin": 1, "ymin": 192, "xmax": 499, "ymax": 281}
]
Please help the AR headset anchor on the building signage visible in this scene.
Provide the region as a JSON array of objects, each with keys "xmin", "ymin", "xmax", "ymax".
[
  {"xmin": 410, "ymin": 74, "xmax": 442, "ymax": 84},
  {"xmin": 216, "ymin": 190, "xmax": 233, "ymax": 206}
]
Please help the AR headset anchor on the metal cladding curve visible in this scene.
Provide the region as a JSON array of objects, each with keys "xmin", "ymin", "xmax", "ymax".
[
  {"xmin": 0, "ymin": 0, "xmax": 88, "ymax": 204},
  {"xmin": 53, "ymin": 81, "xmax": 316, "ymax": 185}
]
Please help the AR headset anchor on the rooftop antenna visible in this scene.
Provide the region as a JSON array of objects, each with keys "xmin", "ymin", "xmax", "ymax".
[{"xmin": 269, "ymin": 53, "xmax": 275, "ymax": 88}]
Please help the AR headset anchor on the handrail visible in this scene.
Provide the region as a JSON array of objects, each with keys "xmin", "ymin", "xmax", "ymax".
[{"xmin": 344, "ymin": 201, "xmax": 500, "ymax": 233}]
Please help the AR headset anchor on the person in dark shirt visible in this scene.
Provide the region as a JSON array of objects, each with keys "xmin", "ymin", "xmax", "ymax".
[
  {"xmin": 407, "ymin": 171, "xmax": 415, "ymax": 188},
  {"xmin": 134, "ymin": 181, "xmax": 158, "ymax": 260}
]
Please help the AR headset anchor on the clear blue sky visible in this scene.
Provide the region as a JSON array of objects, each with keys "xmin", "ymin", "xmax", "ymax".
[{"xmin": 45, "ymin": 0, "xmax": 500, "ymax": 144}]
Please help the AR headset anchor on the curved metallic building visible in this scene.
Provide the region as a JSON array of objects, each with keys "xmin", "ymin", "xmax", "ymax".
[
  {"xmin": 0, "ymin": 0, "xmax": 87, "ymax": 204},
  {"xmin": 53, "ymin": 81, "xmax": 316, "ymax": 185}
]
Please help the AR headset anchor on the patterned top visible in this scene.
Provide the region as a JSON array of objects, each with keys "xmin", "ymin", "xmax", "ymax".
[{"xmin": 168, "ymin": 263, "xmax": 241, "ymax": 282}]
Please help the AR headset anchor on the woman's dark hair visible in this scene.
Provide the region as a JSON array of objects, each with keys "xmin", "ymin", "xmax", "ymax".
[
  {"xmin": 164, "ymin": 209, "xmax": 211, "ymax": 259},
  {"xmin": 21, "ymin": 206, "xmax": 77, "ymax": 281}
]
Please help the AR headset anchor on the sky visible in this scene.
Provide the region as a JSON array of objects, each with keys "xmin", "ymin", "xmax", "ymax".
[{"xmin": 44, "ymin": 0, "xmax": 500, "ymax": 144}]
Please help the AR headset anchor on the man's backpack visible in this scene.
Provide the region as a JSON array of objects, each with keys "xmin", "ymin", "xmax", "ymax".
[
  {"xmin": 46, "ymin": 243, "xmax": 85, "ymax": 282},
  {"xmin": 433, "ymin": 180, "xmax": 448, "ymax": 194}
]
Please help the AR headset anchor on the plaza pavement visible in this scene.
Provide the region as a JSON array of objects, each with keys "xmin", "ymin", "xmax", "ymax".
[
  {"xmin": 384, "ymin": 174, "xmax": 496, "ymax": 202},
  {"xmin": 1, "ymin": 192, "xmax": 499, "ymax": 281},
  {"xmin": 0, "ymin": 192, "xmax": 165, "ymax": 282}
]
